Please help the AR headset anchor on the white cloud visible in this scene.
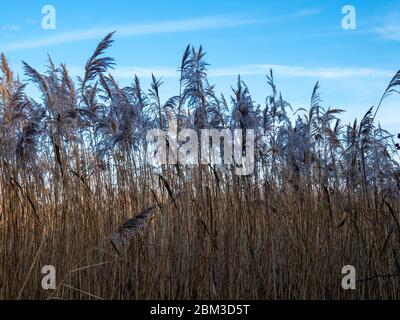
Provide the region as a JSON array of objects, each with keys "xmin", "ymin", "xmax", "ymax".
[
  {"xmin": 211, "ymin": 64, "xmax": 394, "ymax": 79},
  {"xmin": 68, "ymin": 66, "xmax": 178, "ymax": 79},
  {"xmin": 90, "ymin": 64, "xmax": 394, "ymax": 80},
  {"xmin": 0, "ymin": 8, "xmax": 322, "ymax": 52},
  {"xmin": 294, "ymin": 8, "xmax": 322, "ymax": 17},
  {"xmin": 374, "ymin": 12, "xmax": 400, "ymax": 41},
  {"xmin": 113, "ymin": 66, "xmax": 178, "ymax": 78},
  {"xmin": 1, "ymin": 16, "xmax": 260, "ymax": 52},
  {"xmin": 2, "ymin": 24, "xmax": 20, "ymax": 32},
  {"xmin": 375, "ymin": 25, "xmax": 400, "ymax": 41}
]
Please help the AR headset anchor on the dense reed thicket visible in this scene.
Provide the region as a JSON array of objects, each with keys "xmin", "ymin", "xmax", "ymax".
[{"xmin": 1, "ymin": 33, "xmax": 400, "ymax": 299}]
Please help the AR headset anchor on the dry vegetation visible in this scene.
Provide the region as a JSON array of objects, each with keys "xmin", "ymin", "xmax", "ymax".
[{"xmin": 1, "ymin": 33, "xmax": 400, "ymax": 299}]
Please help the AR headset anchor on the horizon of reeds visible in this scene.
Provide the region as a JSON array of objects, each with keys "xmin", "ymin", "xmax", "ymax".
[{"xmin": 1, "ymin": 32, "xmax": 400, "ymax": 299}]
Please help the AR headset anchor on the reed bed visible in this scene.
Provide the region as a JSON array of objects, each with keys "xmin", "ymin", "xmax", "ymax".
[{"xmin": 0, "ymin": 33, "xmax": 400, "ymax": 299}]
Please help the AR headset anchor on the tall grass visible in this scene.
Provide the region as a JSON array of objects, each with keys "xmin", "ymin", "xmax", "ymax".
[{"xmin": 1, "ymin": 33, "xmax": 400, "ymax": 299}]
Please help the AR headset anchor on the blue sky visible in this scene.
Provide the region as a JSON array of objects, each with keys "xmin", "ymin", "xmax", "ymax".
[{"xmin": 1, "ymin": 0, "xmax": 400, "ymax": 133}]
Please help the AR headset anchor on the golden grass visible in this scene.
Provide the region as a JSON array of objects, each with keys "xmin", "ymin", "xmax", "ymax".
[{"xmin": 1, "ymin": 167, "xmax": 399, "ymax": 299}]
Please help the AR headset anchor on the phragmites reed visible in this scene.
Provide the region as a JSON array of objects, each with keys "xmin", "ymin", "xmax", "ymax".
[
  {"xmin": 107, "ymin": 205, "xmax": 157, "ymax": 253},
  {"xmin": 0, "ymin": 33, "xmax": 400, "ymax": 300}
]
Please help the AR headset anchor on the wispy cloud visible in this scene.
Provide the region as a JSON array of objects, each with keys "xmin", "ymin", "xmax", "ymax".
[
  {"xmin": 294, "ymin": 8, "xmax": 322, "ymax": 17},
  {"xmin": 26, "ymin": 19, "xmax": 37, "ymax": 25},
  {"xmin": 68, "ymin": 64, "xmax": 394, "ymax": 80},
  {"xmin": 1, "ymin": 8, "xmax": 322, "ymax": 52},
  {"xmin": 2, "ymin": 24, "xmax": 21, "ymax": 32},
  {"xmin": 1, "ymin": 16, "xmax": 259, "ymax": 52},
  {"xmin": 374, "ymin": 12, "xmax": 400, "ymax": 41},
  {"xmin": 375, "ymin": 24, "xmax": 400, "ymax": 41},
  {"xmin": 208, "ymin": 64, "xmax": 394, "ymax": 79}
]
